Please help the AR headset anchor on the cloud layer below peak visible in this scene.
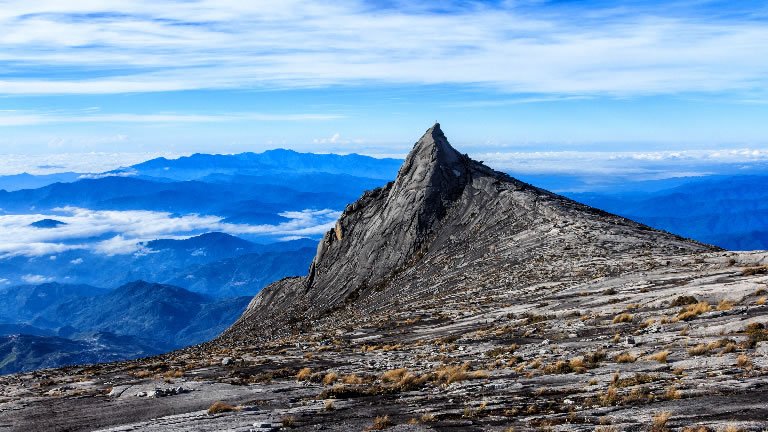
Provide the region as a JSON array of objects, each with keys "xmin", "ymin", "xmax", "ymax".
[{"xmin": 0, "ymin": 207, "xmax": 339, "ymax": 258}]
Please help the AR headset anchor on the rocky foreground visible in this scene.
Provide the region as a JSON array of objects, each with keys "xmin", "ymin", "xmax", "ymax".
[{"xmin": 1, "ymin": 125, "xmax": 767, "ymax": 431}]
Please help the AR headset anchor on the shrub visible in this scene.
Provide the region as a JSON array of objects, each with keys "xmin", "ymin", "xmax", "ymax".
[
  {"xmin": 324, "ymin": 400, "xmax": 335, "ymax": 411},
  {"xmin": 756, "ymin": 296, "xmax": 767, "ymax": 306}
]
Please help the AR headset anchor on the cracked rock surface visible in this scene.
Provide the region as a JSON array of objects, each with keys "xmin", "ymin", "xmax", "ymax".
[{"xmin": 1, "ymin": 124, "xmax": 767, "ymax": 431}]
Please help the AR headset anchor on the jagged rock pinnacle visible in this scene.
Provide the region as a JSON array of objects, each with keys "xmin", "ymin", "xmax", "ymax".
[
  {"xmin": 302, "ymin": 124, "xmax": 473, "ymax": 308},
  {"xmin": 224, "ymin": 123, "xmax": 715, "ymax": 342}
]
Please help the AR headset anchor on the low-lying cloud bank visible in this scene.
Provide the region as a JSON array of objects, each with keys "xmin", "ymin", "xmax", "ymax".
[{"xmin": 0, "ymin": 207, "xmax": 339, "ymax": 258}]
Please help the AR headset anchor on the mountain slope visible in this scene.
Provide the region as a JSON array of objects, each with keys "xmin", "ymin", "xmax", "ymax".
[
  {"xmin": 223, "ymin": 124, "xmax": 714, "ymax": 342},
  {"xmin": 2, "ymin": 125, "xmax": 767, "ymax": 432}
]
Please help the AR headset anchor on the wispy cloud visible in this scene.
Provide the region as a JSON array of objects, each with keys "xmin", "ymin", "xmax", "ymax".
[
  {"xmin": 476, "ymin": 148, "xmax": 768, "ymax": 176},
  {"xmin": 0, "ymin": 152, "xmax": 181, "ymax": 175},
  {"xmin": 0, "ymin": 206, "xmax": 337, "ymax": 258},
  {"xmin": 0, "ymin": 110, "xmax": 343, "ymax": 126},
  {"xmin": 0, "ymin": 1, "xmax": 767, "ymax": 96}
]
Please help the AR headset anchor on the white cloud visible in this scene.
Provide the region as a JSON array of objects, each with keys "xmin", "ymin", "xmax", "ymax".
[
  {"xmin": 0, "ymin": 278, "xmax": 10, "ymax": 285},
  {"xmin": 0, "ymin": 207, "xmax": 337, "ymax": 258},
  {"xmin": 0, "ymin": 110, "xmax": 343, "ymax": 127},
  {"xmin": 0, "ymin": 152, "xmax": 182, "ymax": 176},
  {"xmin": 473, "ymin": 148, "xmax": 768, "ymax": 176},
  {"xmin": 70, "ymin": 257, "xmax": 84, "ymax": 265},
  {"xmin": 0, "ymin": 1, "xmax": 766, "ymax": 96},
  {"xmin": 22, "ymin": 274, "xmax": 54, "ymax": 284}
]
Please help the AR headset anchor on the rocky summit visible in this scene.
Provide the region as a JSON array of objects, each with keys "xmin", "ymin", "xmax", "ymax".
[{"xmin": 1, "ymin": 124, "xmax": 768, "ymax": 432}]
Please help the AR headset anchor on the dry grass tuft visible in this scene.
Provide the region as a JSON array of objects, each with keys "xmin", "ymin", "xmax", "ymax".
[
  {"xmin": 651, "ymin": 411, "xmax": 672, "ymax": 432},
  {"xmin": 281, "ymin": 416, "xmax": 297, "ymax": 427},
  {"xmin": 341, "ymin": 374, "xmax": 365, "ymax": 384},
  {"xmin": 688, "ymin": 338, "xmax": 738, "ymax": 356},
  {"xmin": 647, "ymin": 350, "xmax": 670, "ymax": 363},
  {"xmin": 678, "ymin": 302, "xmax": 711, "ymax": 320},
  {"xmin": 717, "ymin": 300, "xmax": 735, "ymax": 311},
  {"xmin": 367, "ymin": 415, "xmax": 392, "ymax": 430},
  {"xmin": 742, "ymin": 265, "xmax": 768, "ymax": 276},
  {"xmin": 756, "ymin": 296, "xmax": 767, "ymax": 306},
  {"xmin": 207, "ymin": 401, "xmax": 239, "ymax": 415},
  {"xmin": 687, "ymin": 344, "xmax": 710, "ymax": 356},
  {"xmin": 420, "ymin": 413, "xmax": 436, "ymax": 423},
  {"xmin": 613, "ymin": 313, "xmax": 634, "ymax": 324},
  {"xmin": 324, "ymin": 399, "xmax": 335, "ymax": 411},
  {"xmin": 600, "ymin": 387, "xmax": 619, "ymax": 406},
  {"xmin": 665, "ymin": 386, "xmax": 682, "ymax": 400},
  {"xmin": 736, "ymin": 354, "xmax": 752, "ymax": 369},
  {"xmin": 296, "ymin": 367, "xmax": 312, "ymax": 381},
  {"xmin": 163, "ymin": 369, "xmax": 184, "ymax": 379},
  {"xmin": 433, "ymin": 363, "xmax": 488, "ymax": 385},
  {"xmin": 614, "ymin": 352, "xmax": 637, "ymax": 363},
  {"xmin": 322, "ymin": 372, "xmax": 339, "ymax": 385}
]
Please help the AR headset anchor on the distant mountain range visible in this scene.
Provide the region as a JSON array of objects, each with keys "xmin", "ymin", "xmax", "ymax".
[
  {"xmin": 566, "ymin": 175, "xmax": 768, "ymax": 250},
  {"xmin": 0, "ymin": 150, "xmax": 403, "ymax": 374},
  {"xmin": 0, "ymin": 232, "xmax": 316, "ymax": 297},
  {"xmin": 2, "ymin": 147, "xmax": 768, "ymax": 376},
  {"xmin": 0, "ymin": 281, "xmax": 250, "ymax": 374}
]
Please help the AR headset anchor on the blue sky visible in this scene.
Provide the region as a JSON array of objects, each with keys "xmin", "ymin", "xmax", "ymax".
[{"xmin": 1, "ymin": 0, "xmax": 768, "ymax": 173}]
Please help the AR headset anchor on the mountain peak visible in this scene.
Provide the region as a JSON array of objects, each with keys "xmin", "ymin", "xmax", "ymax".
[
  {"xmin": 401, "ymin": 122, "xmax": 464, "ymax": 178},
  {"xmin": 224, "ymin": 123, "xmax": 715, "ymax": 343}
]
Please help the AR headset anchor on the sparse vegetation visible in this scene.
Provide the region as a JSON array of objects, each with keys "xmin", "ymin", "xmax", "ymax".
[
  {"xmin": 207, "ymin": 401, "xmax": 238, "ymax": 415},
  {"xmin": 433, "ymin": 363, "xmax": 488, "ymax": 385},
  {"xmin": 677, "ymin": 302, "xmax": 712, "ymax": 320},
  {"xmin": 717, "ymin": 300, "xmax": 735, "ymax": 311},
  {"xmin": 736, "ymin": 354, "xmax": 752, "ymax": 369},
  {"xmin": 647, "ymin": 350, "xmax": 670, "ymax": 363},
  {"xmin": 367, "ymin": 415, "xmax": 392, "ymax": 430},
  {"xmin": 322, "ymin": 371, "xmax": 339, "ymax": 385},
  {"xmin": 614, "ymin": 352, "xmax": 637, "ymax": 363},
  {"xmin": 742, "ymin": 265, "xmax": 768, "ymax": 276},
  {"xmin": 613, "ymin": 313, "xmax": 634, "ymax": 324},
  {"xmin": 281, "ymin": 416, "xmax": 297, "ymax": 428},
  {"xmin": 651, "ymin": 411, "xmax": 672, "ymax": 432},
  {"xmin": 296, "ymin": 367, "xmax": 312, "ymax": 381}
]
